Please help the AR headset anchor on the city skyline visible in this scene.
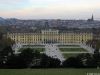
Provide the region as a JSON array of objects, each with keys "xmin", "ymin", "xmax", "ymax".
[{"xmin": 0, "ymin": 0, "xmax": 100, "ymax": 20}]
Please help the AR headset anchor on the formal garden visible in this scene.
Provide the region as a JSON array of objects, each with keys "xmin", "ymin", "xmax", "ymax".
[{"xmin": 0, "ymin": 32, "xmax": 100, "ymax": 75}]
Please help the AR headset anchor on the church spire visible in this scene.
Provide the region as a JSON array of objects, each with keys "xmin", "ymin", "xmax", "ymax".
[
  {"xmin": 91, "ymin": 14, "xmax": 94, "ymax": 21},
  {"xmin": 87, "ymin": 14, "xmax": 94, "ymax": 22}
]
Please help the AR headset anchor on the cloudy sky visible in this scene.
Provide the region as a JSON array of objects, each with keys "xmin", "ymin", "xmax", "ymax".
[{"xmin": 0, "ymin": 0, "xmax": 100, "ymax": 19}]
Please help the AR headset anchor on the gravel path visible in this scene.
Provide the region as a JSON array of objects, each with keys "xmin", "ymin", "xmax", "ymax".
[{"xmin": 44, "ymin": 44, "xmax": 65, "ymax": 62}]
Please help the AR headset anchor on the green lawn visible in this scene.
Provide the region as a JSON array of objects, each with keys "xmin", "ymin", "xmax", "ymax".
[
  {"xmin": 0, "ymin": 69, "xmax": 100, "ymax": 75},
  {"xmin": 59, "ymin": 48, "xmax": 87, "ymax": 52},
  {"xmin": 63, "ymin": 53, "xmax": 80, "ymax": 58},
  {"xmin": 58, "ymin": 45, "xmax": 80, "ymax": 47},
  {"xmin": 23, "ymin": 45, "xmax": 45, "ymax": 47},
  {"xmin": 19, "ymin": 48, "xmax": 45, "ymax": 52},
  {"xmin": 32, "ymin": 48, "xmax": 45, "ymax": 52}
]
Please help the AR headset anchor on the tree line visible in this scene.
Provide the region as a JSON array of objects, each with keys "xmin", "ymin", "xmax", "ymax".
[{"xmin": 0, "ymin": 47, "xmax": 100, "ymax": 69}]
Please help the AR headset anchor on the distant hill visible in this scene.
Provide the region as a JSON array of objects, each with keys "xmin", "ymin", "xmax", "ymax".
[
  {"xmin": 0, "ymin": 17, "xmax": 6, "ymax": 25},
  {"xmin": 0, "ymin": 17, "xmax": 5, "ymax": 21}
]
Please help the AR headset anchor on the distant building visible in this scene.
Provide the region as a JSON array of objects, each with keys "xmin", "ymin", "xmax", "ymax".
[
  {"xmin": 44, "ymin": 21, "xmax": 49, "ymax": 29},
  {"xmin": 87, "ymin": 14, "xmax": 94, "ymax": 22},
  {"xmin": 92, "ymin": 29, "xmax": 100, "ymax": 40},
  {"xmin": 7, "ymin": 29, "xmax": 93, "ymax": 45}
]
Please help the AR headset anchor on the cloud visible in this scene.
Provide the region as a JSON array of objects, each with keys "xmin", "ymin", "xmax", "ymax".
[
  {"xmin": 0, "ymin": 0, "xmax": 23, "ymax": 5},
  {"xmin": 0, "ymin": 0, "xmax": 100, "ymax": 19}
]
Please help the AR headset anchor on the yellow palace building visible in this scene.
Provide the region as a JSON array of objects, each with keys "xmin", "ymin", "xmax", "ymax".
[{"xmin": 7, "ymin": 29, "xmax": 93, "ymax": 45}]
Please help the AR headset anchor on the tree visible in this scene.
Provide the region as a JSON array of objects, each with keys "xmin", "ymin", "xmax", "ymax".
[
  {"xmin": 93, "ymin": 48, "xmax": 100, "ymax": 68},
  {"xmin": 76, "ymin": 53, "xmax": 96, "ymax": 68},
  {"xmin": 40, "ymin": 54, "xmax": 61, "ymax": 68},
  {"xmin": 5, "ymin": 55, "xmax": 25, "ymax": 68},
  {"xmin": 62, "ymin": 53, "xmax": 96, "ymax": 68},
  {"xmin": 20, "ymin": 48, "xmax": 41, "ymax": 68},
  {"xmin": 6, "ymin": 48, "xmax": 41, "ymax": 68},
  {"xmin": 86, "ymin": 39, "xmax": 100, "ymax": 49},
  {"xmin": 0, "ymin": 31, "xmax": 14, "ymax": 68},
  {"xmin": 63, "ymin": 56, "xmax": 83, "ymax": 68},
  {"xmin": 0, "ymin": 46, "xmax": 14, "ymax": 68}
]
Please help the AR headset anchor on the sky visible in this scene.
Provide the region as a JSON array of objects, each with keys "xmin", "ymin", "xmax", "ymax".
[{"xmin": 0, "ymin": 0, "xmax": 100, "ymax": 20}]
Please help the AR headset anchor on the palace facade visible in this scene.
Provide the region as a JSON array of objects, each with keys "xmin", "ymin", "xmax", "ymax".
[{"xmin": 7, "ymin": 29, "xmax": 93, "ymax": 45}]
